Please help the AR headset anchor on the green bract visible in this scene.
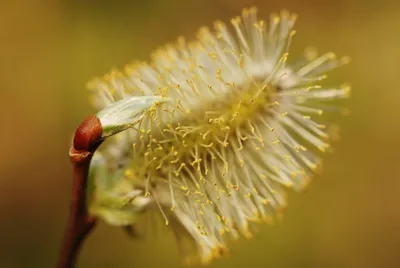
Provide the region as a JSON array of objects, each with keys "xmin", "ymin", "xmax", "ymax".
[{"xmin": 96, "ymin": 96, "xmax": 170, "ymax": 139}]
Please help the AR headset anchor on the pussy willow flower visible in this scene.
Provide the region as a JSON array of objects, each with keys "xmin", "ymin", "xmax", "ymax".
[{"xmin": 87, "ymin": 7, "xmax": 350, "ymax": 264}]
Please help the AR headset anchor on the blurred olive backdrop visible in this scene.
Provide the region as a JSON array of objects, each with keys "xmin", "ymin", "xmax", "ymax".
[{"xmin": 1, "ymin": 0, "xmax": 399, "ymax": 267}]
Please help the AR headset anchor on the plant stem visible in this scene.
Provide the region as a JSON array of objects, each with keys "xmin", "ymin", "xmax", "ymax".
[{"xmin": 58, "ymin": 116, "xmax": 103, "ymax": 268}]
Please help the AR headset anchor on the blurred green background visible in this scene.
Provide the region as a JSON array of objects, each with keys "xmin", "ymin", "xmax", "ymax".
[{"xmin": 1, "ymin": 0, "xmax": 399, "ymax": 267}]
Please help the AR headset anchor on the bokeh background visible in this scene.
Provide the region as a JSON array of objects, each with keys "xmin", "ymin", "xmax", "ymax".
[{"xmin": 1, "ymin": 0, "xmax": 399, "ymax": 267}]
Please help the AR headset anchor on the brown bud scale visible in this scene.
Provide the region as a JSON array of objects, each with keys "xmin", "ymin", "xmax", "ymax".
[{"xmin": 73, "ymin": 116, "xmax": 103, "ymax": 151}]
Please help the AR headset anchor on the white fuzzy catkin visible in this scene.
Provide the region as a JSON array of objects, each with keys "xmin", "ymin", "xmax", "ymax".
[{"xmin": 88, "ymin": 7, "xmax": 350, "ymax": 264}]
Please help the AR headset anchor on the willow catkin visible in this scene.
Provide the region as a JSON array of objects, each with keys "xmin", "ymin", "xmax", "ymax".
[{"xmin": 87, "ymin": 7, "xmax": 350, "ymax": 264}]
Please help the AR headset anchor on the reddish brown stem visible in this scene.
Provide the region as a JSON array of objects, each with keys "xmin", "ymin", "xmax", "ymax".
[{"xmin": 58, "ymin": 116, "xmax": 103, "ymax": 268}]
